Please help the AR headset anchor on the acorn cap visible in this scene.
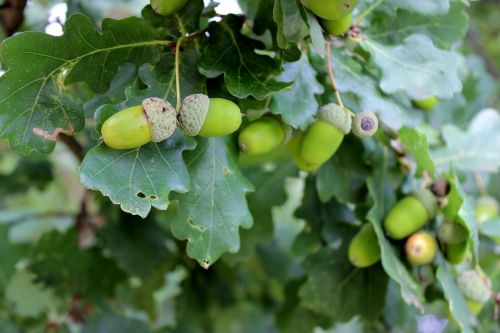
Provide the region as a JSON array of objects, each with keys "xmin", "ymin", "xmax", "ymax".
[
  {"xmin": 412, "ymin": 189, "xmax": 438, "ymax": 219},
  {"xmin": 179, "ymin": 94, "xmax": 210, "ymax": 136},
  {"xmin": 317, "ymin": 103, "xmax": 352, "ymax": 135},
  {"xmin": 352, "ymin": 112, "xmax": 379, "ymax": 138},
  {"xmin": 438, "ymin": 221, "xmax": 468, "ymax": 244},
  {"xmin": 142, "ymin": 97, "xmax": 177, "ymax": 142},
  {"xmin": 458, "ymin": 270, "xmax": 492, "ymax": 304}
]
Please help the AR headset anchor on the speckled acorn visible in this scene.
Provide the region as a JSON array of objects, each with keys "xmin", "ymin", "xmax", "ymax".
[
  {"xmin": 101, "ymin": 98, "xmax": 177, "ymax": 150},
  {"xmin": 405, "ymin": 231, "xmax": 438, "ymax": 265},
  {"xmin": 238, "ymin": 117, "xmax": 286, "ymax": 156},
  {"xmin": 320, "ymin": 14, "xmax": 352, "ymax": 35},
  {"xmin": 413, "ymin": 96, "xmax": 439, "ymax": 111},
  {"xmin": 179, "ymin": 94, "xmax": 242, "ymax": 137},
  {"xmin": 384, "ymin": 189, "xmax": 437, "ymax": 240},
  {"xmin": 300, "ymin": 103, "xmax": 351, "ymax": 166},
  {"xmin": 348, "ymin": 223, "xmax": 381, "ymax": 268},
  {"xmin": 352, "ymin": 112, "xmax": 379, "ymax": 138},
  {"xmin": 458, "ymin": 270, "xmax": 492, "ymax": 315},
  {"xmin": 475, "ymin": 195, "xmax": 499, "ymax": 224},
  {"xmin": 150, "ymin": 0, "xmax": 189, "ymax": 16},
  {"xmin": 300, "ymin": 0, "xmax": 357, "ymax": 20}
]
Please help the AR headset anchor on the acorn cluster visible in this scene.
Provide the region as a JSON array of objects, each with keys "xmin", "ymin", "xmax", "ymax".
[{"xmin": 300, "ymin": 0, "xmax": 357, "ymax": 36}]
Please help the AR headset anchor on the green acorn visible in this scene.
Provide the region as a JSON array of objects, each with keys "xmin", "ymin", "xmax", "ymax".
[
  {"xmin": 287, "ymin": 134, "xmax": 320, "ymax": 172},
  {"xmin": 352, "ymin": 112, "xmax": 379, "ymax": 138},
  {"xmin": 300, "ymin": 0, "xmax": 357, "ymax": 20},
  {"xmin": 444, "ymin": 240, "xmax": 468, "ymax": 265},
  {"xmin": 179, "ymin": 94, "xmax": 242, "ymax": 137},
  {"xmin": 238, "ymin": 117, "xmax": 287, "ymax": 156},
  {"xmin": 457, "ymin": 270, "xmax": 492, "ymax": 304},
  {"xmin": 101, "ymin": 97, "xmax": 177, "ymax": 150},
  {"xmin": 438, "ymin": 221, "xmax": 468, "ymax": 245},
  {"xmin": 383, "ymin": 189, "xmax": 437, "ymax": 240},
  {"xmin": 476, "ymin": 195, "xmax": 499, "ymax": 224},
  {"xmin": 413, "ymin": 96, "xmax": 439, "ymax": 111},
  {"xmin": 150, "ymin": 0, "xmax": 189, "ymax": 16},
  {"xmin": 320, "ymin": 14, "xmax": 352, "ymax": 35},
  {"xmin": 348, "ymin": 223, "xmax": 381, "ymax": 268},
  {"xmin": 300, "ymin": 103, "xmax": 351, "ymax": 166}
]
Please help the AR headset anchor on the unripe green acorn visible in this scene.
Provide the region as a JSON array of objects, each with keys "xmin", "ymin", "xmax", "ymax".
[
  {"xmin": 444, "ymin": 240, "xmax": 468, "ymax": 265},
  {"xmin": 238, "ymin": 117, "xmax": 285, "ymax": 156},
  {"xmin": 457, "ymin": 270, "xmax": 492, "ymax": 304},
  {"xmin": 101, "ymin": 98, "xmax": 177, "ymax": 150},
  {"xmin": 352, "ymin": 112, "xmax": 379, "ymax": 138},
  {"xmin": 405, "ymin": 231, "xmax": 438, "ymax": 265},
  {"xmin": 150, "ymin": 0, "xmax": 189, "ymax": 16},
  {"xmin": 287, "ymin": 134, "xmax": 320, "ymax": 172},
  {"xmin": 466, "ymin": 299, "xmax": 484, "ymax": 316},
  {"xmin": 300, "ymin": 0, "xmax": 357, "ymax": 20},
  {"xmin": 384, "ymin": 189, "xmax": 438, "ymax": 240},
  {"xmin": 475, "ymin": 195, "xmax": 499, "ymax": 224},
  {"xmin": 438, "ymin": 221, "xmax": 468, "ymax": 245},
  {"xmin": 413, "ymin": 96, "xmax": 439, "ymax": 111},
  {"xmin": 179, "ymin": 94, "xmax": 242, "ymax": 137},
  {"xmin": 348, "ymin": 224, "xmax": 381, "ymax": 268},
  {"xmin": 300, "ymin": 103, "xmax": 351, "ymax": 165},
  {"xmin": 320, "ymin": 14, "xmax": 352, "ymax": 35}
]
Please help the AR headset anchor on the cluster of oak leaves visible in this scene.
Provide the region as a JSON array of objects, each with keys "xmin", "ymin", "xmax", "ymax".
[{"xmin": 97, "ymin": 0, "xmax": 500, "ymax": 322}]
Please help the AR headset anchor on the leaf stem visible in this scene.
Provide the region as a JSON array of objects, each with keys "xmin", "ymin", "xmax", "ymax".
[
  {"xmin": 353, "ymin": 0, "xmax": 384, "ymax": 25},
  {"xmin": 474, "ymin": 172, "xmax": 488, "ymax": 196},
  {"xmin": 326, "ymin": 42, "xmax": 355, "ymax": 117},
  {"xmin": 175, "ymin": 37, "xmax": 184, "ymax": 112}
]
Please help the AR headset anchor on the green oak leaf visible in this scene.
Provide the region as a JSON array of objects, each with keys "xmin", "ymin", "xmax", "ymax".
[
  {"xmin": 299, "ymin": 248, "xmax": 388, "ymax": 322},
  {"xmin": 80, "ymin": 131, "xmax": 196, "ymax": 218},
  {"xmin": 399, "ymin": 127, "xmax": 436, "ymax": 179},
  {"xmin": 327, "ymin": 49, "xmax": 423, "ymax": 129},
  {"xmin": 273, "ymin": 0, "xmax": 308, "ymax": 49},
  {"xmin": 0, "ymin": 14, "xmax": 164, "ymax": 154},
  {"xmin": 198, "ymin": 14, "xmax": 292, "ymax": 99},
  {"xmin": 385, "ymin": 0, "xmax": 450, "ymax": 15},
  {"xmin": 83, "ymin": 309, "xmax": 150, "ymax": 333},
  {"xmin": 436, "ymin": 263, "xmax": 474, "ymax": 333},
  {"xmin": 368, "ymin": 3, "xmax": 469, "ymax": 49},
  {"xmin": 170, "ymin": 137, "xmax": 254, "ymax": 268},
  {"xmin": 366, "ymin": 148, "xmax": 425, "ymax": 311},
  {"xmin": 303, "ymin": 8, "xmax": 325, "ymax": 58},
  {"xmin": 432, "ymin": 109, "xmax": 500, "ymax": 173},
  {"xmin": 361, "ymin": 34, "xmax": 462, "ymax": 100},
  {"xmin": 270, "ymin": 53, "xmax": 324, "ymax": 129}
]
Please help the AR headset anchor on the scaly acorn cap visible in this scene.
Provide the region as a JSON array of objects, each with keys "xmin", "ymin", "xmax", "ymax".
[
  {"xmin": 352, "ymin": 112, "xmax": 379, "ymax": 138},
  {"xmin": 317, "ymin": 103, "xmax": 352, "ymax": 135},
  {"xmin": 458, "ymin": 270, "xmax": 492, "ymax": 304},
  {"xmin": 438, "ymin": 221, "xmax": 468, "ymax": 245},
  {"xmin": 412, "ymin": 189, "xmax": 438, "ymax": 219},
  {"xmin": 179, "ymin": 94, "xmax": 210, "ymax": 136},
  {"xmin": 142, "ymin": 97, "xmax": 177, "ymax": 142}
]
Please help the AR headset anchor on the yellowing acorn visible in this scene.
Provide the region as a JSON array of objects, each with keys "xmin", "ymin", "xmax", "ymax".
[
  {"xmin": 348, "ymin": 223, "xmax": 381, "ymax": 268},
  {"xmin": 238, "ymin": 117, "xmax": 286, "ymax": 156},
  {"xmin": 300, "ymin": 0, "xmax": 357, "ymax": 20},
  {"xmin": 300, "ymin": 103, "xmax": 351, "ymax": 166},
  {"xmin": 101, "ymin": 98, "xmax": 177, "ymax": 150},
  {"xmin": 475, "ymin": 195, "xmax": 499, "ymax": 223},
  {"xmin": 179, "ymin": 94, "xmax": 242, "ymax": 137},
  {"xmin": 150, "ymin": 0, "xmax": 189, "ymax": 16},
  {"xmin": 413, "ymin": 96, "xmax": 439, "ymax": 111},
  {"xmin": 320, "ymin": 14, "xmax": 352, "ymax": 35},
  {"xmin": 287, "ymin": 134, "xmax": 320, "ymax": 172},
  {"xmin": 383, "ymin": 189, "xmax": 437, "ymax": 240},
  {"xmin": 404, "ymin": 231, "xmax": 438, "ymax": 265}
]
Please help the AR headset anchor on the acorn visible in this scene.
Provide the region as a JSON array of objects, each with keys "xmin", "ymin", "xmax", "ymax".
[
  {"xmin": 101, "ymin": 97, "xmax": 177, "ymax": 150},
  {"xmin": 179, "ymin": 94, "xmax": 242, "ymax": 137},
  {"xmin": 384, "ymin": 189, "xmax": 438, "ymax": 240},
  {"xmin": 405, "ymin": 231, "xmax": 438, "ymax": 265},
  {"xmin": 348, "ymin": 223, "xmax": 381, "ymax": 268},
  {"xmin": 352, "ymin": 112, "xmax": 379, "ymax": 138},
  {"xmin": 413, "ymin": 96, "xmax": 439, "ymax": 111},
  {"xmin": 457, "ymin": 270, "xmax": 492, "ymax": 313},
  {"xmin": 300, "ymin": 103, "xmax": 351, "ymax": 166},
  {"xmin": 438, "ymin": 221, "xmax": 468, "ymax": 245},
  {"xmin": 238, "ymin": 116, "xmax": 289, "ymax": 156},
  {"xmin": 475, "ymin": 195, "xmax": 499, "ymax": 224},
  {"xmin": 150, "ymin": 0, "xmax": 189, "ymax": 16},
  {"xmin": 320, "ymin": 14, "xmax": 352, "ymax": 35},
  {"xmin": 444, "ymin": 240, "xmax": 468, "ymax": 265},
  {"xmin": 287, "ymin": 133, "xmax": 321, "ymax": 172}
]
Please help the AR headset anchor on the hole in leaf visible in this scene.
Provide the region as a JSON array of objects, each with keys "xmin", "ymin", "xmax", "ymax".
[
  {"xmin": 137, "ymin": 192, "xmax": 146, "ymax": 198},
  {"xmin": 150, "ymin": 195, "xmax": 157, "ymax": 200}
]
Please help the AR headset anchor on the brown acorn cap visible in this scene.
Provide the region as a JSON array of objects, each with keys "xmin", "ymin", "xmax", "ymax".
[
  {"xmin": 412, "ymin": 189, "xmax": 438, "ymax": 219},
  {"xmin": 142, "ymin": 97, "xmax": 177, "ymax": 142},
  {"xmin": 179, "ymin": 94, "xmax": 210, "ymax": 136}
]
